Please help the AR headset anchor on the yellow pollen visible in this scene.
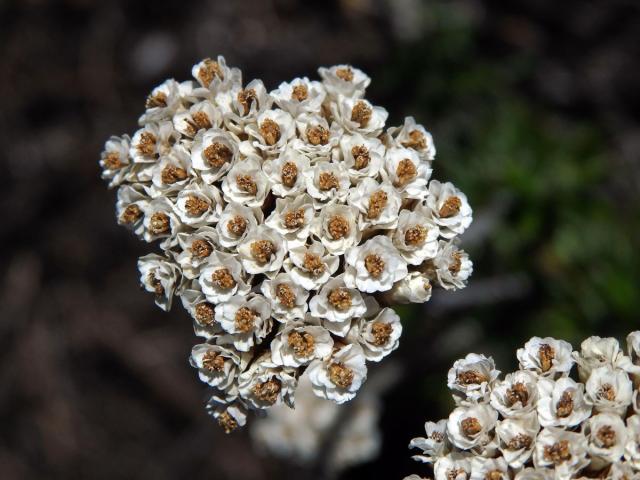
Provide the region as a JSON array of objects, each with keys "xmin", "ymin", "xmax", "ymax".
[
  {"xmin": 227, "ymin": 215, "xmax": 248, "ymax": 237},
  {"xmin": 351, "ymin": 145, "xmax": 370, "ymax": 170},
  {"xmin": 405, "ymin": 225, "xmax": 427, "ymax": 246},
  {"xmin": 318, "ymin": 171, "xmax": 339, "ymax": 191},
  {"xmin": 371, "ymin": 321, "xmax": 393, "ymax": 346},
  {"xmin": 328, "ymin": 288, "xmax": 352, "ymax": 311},
  {"xmin": 448, "ymin": 252, "xmax": 462, "ymax": 275},
  {"xmin": 328, "ymin": 362, "xmax": 354, "ymax": 388},
  {"xmin": 252, "ymin": 378, "xmax": 281, "ymax": 405},
  {"xmin": 198, "ymin": 59, "xmax": 224, "ymax": 87},
  {"xmin": 485, "ymin": 471, "xmax": 503, "ymax": 480},
  {"xmin": 203, "ymin": 142, "xmax": 232, "ymax": 168},
  {"xmin": 191, "ymin": 111, "xmax": 212, "ymax": 131},
  {"xmin": 260, "ymin": 119, "xmax": 281, "ymax": 146},
  {"xmin": 367, "ymin": 190, "xmax": 388, "ymax": 219},
  {"xmin": 190, "ymin": 239, "xmax": 213, "ymax": 258},
  {"xmin": 236, "ymin": 174, "xmax": 258, "ymax": 195},
  {"xmin": 202, "ymin": 351, "xmax": 225, "ymax": 372},
  {"xmin": 439, "ymin": 196, "xmax": 462, "ymax": 218},
  {"xmin": 281, "ymin": 161, "xmax": 298, "ymax": 187},
  {"xmin": 336, "ymin": 67, "xmax": 354, "ymax": 82},
  {"xmin": 306, "ymin": 125, "xmax": 329, "ymax": 146},
  {"xmin": 104, "ymin": 152, "xmax": 124, "ymax": 170},
  {"xmin": 291, "ymin": 84, "xmax": 308, "ymax": 101},
  {"xmin": 351, "ymin": 100, "xmax": 372, "ymax": 127},
  {"xmin": 137, "ymin": 131, "xmax": 156, "ymax": 156},
  {"xmin": 234, "ymin": 307, "xmax": 256, "ymax": 332},
  {"xmin": 288, "ymin": 331, "xmax": 315, "ymax": 357},
  {"xmin": 145, "ymin": 91, "xmax": 167, "ymax": 109},
  {"xmin": 194, "ymin": 302, "xmax": 215, "ymax": 326},
  {"xmin": 395, "ymin": 158, "xmax": 417, "ymax": 186},
  {"xmin": 364, "ymin": 254, "xmax": 385, "ymax": 278},
  {"xmin": 212, "ymin": 268, "xmax": 236, "ymax": 290},
  {"xmin": 275, "ymin": 283, "xmax": 296, "ymax": 308},
  {"xmin": 250, "ymin": 240, "xmax": 276, "ymax": 264},
  {"xmin": 283, "ymin": 208, "xmax": 305, "ymax": 229},
  {"xmin": 402, "ymin": 129, "xmax": 427, "ymax": 150},
  {"xmin": 328, "ymin": 214, "xmax": 350, "ymax": 240},
  {"xmin": 598, "ymin": 383, "xmax": 616, "ymax": 401},
  {"xmin": 303, "ymin": 253, "xmax": 325, "ymax": 276},
  {"xmin": 217, "ymin": 411, "xmax": 238, "ymax": 434}
]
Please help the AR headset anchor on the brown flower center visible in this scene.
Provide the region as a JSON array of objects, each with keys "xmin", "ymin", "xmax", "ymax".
[
  {"xmin": 367, "ymin": 190, "xmax": 388, "ymax": 219},
  {"xmin": 351, "ymin": 100, "xmax": 372, "ymax": 127},
  {"xmin": 371, "ymin": 321, "xmax": 393, "ymax": 346},
  {"xmin": 336, "ymin": 67, "xmax": 354, "ymax": 82},
  {"xmin": 252, "ymin": 378, "xmax": 282, "ymax": 405},
  {"xmin": 402, "ymin": 129, "xmax": 427, "ymax": 150},
  {"xmin": 395, "ymin": 158, "xmax": 417, "ymax": 186},
  {"xmin": 149, "ymin": 212, "xmax": 170, "ymax": 235},
  {"xmin": 318, "ymin": 171, "xmax": 339, "ymax": 191},
  {"xmin": 147, "ymin": 273, "xmax": 164, "ymax": 297},
  {"xmin": 275, "ymin": 283, "xmax": 296, "ymax": 309},
  {"xmin": 120, "ymin": 204, "xmax": 142, "ymax": 224},
  {"xmin": 281, "ymin": 161, "xmax": 298, "ymax": 187},
  {"xmin": 555, "ymin": 390, "xmax": 574, "ymax": 418},
  {"xmin": 137, "ymin": 131, "xmax": 156, "ymax": 156},
  {"xmin": 485, "ymin": 471, "xmax": 503, "ymax": 480},
  {"xmin": 198, "ymin": 59, "xmax": 224, "ymax": 87},
  {"xmin": 364, "ymin": 254, "xmax": 385, "ymax": 278},
  {"xmin": 217, "ymin": 410, "xmax": 238, "ymax": 434},
  {"xmin": 234, "ymin": 307, "xmax": 256, "ymax": 332},
  {"xmin": 250, "ymin": 240, "xmax": 276, "ymax": 264},
  {"xmin": 306, "ymin": 125, "xmax": 329, "ymax": 146},
  {"xmin": 328, "ymin": 288, "xmax": 352, "ymax": 311},
  {"xmin": 328, "ymin": 362, "xmax": 354, "ymax": 388},
  {"xmin": 328, "ymin": 214, "xmax": 350, "ymax": 240},
  {"xmin": 185, "ymin": 195, "xmax": 209, "ymax": 216},
  {"xmin": 538, "ymin": 344, "xmax": 556, "ymax": 372},
  {"xmin": 145, "ymin": 91, "xmax": 167, "ymax": 109},
  {"xmin": 191, "ymin": 111, "xmax": 212, "ymax": 131},
  {"xmin": 598, "ymin": 383, "xmax": 616, "ymax": 401},
  {"xmin": 227, "ymin": 215, "xmax": 248, "ymax": 237},
  {"xmin": 351, "ymin": 145, "xmax": 370, "ymax": 170},
  {"xmin": 161, "ymin": 164, "xmax": 188, "ymax": 184},
  {"xmin": 596, "ymin": 425, "xmax": 617, "ymax": 448},
  {"xmin": 460, "ymin": 417, "xmax": 482, "ymax": 438},
  {"xmin": 457, "ymin": 370, "xmax": 488, "ymax": 386},
  {"xmin": 283, "ymin": 208, "xmax": 306, "ymax": 230},
  {"xmin": 506, "ymin": 382, "xmax": 530, "ymax": 407},
  {"xmin": 288, "ymin": 331, "xmax": 315, "ymax": 357},
  {"xmin": 237, "ymin": 88, "xmax": 257, "ymax": 115},
  {"xmin": 439, "ymin": 196, "xmax": 462, "ymax": 218},
  {"xmin": 543, "ymin": 440, "xmax": 571, "ymax": 464},
  {"xmin": 291, "ymin": 83, "xmax": 309, "ymax": 101},
  {"xmin": 104, "ymin": 152, "xmax": 124, "ymax": 170},
  {"xmin": 195, "ymin": 302, "xmax": 215, "ymax": 326},
  {"xmin": 303, "ymin": 253, "xmax": 325, "ymax": 276},
  {"xmin": 448, "ymin": 252, "xmax": 463, "ymax": 275},
  {"xmin": 212, "ymin": 268, "xmax": 236, "ymax": 290},
  {"xmin": 190, "ymin": 239, "xmax": 213, "ymax": 258},
  {"xmin": 202, "ymin": 351, "xmax": 225, "ymax": 372},
  {"xmin": 260, "ymin": 119, "xmax": 281, "ymax": 146},
  {"xmin": 405, "ymin": 225, "xmax": 427, "ymax": 246},
  {"xmin": 236, "ymin": 174, "xmax": 258, "ymax": 195},
  {"xmin": 446, "ymin": 469, "xmax": 467, "ymax": 480},
  {"xmin": 203, "ymin": 142, "xmax": 232, "ymax": 168},
  {"xmin": 507, "ymin": 434, "xmax": 532, "ymax": 451}
]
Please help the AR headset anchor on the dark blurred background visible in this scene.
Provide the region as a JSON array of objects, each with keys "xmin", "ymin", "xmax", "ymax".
[{"xmin": 1, "ymin": 0, "xmax": 639, "ymax": 478}]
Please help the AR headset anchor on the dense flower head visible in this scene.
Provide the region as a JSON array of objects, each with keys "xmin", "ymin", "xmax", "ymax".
[
  {"xmin": 407, "ymin": 332, "xmax": 640, "ymax": 480},
  {"xmin": 100, "ymin": 56, "xmax": 473, "ymax": 431}
]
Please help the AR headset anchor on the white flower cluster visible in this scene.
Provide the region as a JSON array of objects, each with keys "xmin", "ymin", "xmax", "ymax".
[
  {"xmin": 406, "ymin": 333, "xmax": 640, "ymax": 480},
  {"xmin": 100, "ymin": 56, "xmax": 473, "ymax": 432}
]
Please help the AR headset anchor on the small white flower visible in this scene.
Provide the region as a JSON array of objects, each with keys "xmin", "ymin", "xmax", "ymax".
[
  {"xmin": 433, "ymin": 452, "xmax": 472, "ymax": 480},
  {"xmin": 584, "ymin": 366, "xmax": 633, "ymax": 416},
  {"xmin": 624, "ymin": 414, "xmax": 640, "ymax": 469},
  {"xmin": 284, "ymin": 241, "xmax": 340, "ymax": 291},
  {"xmin": 385, "ymin": 272, "xmax": 433, "ymax": 304},
  {"xmin": 175, "ymin": 227, "xmax": 219, "ymax": 279},
  {"xmin": 433, "ymin": 240, "xmax": 473, "ymax": 291},
  {"xmin": 490, "ymin": 370, "xmax": 539, "ymax": 418},
  {"xmin": 149, "ymin": 144, "xmax": 193, "ymax": 196},
  {"xmin": 179, "ymin": 282, "xmax": 220, "ymax": 339},
  {"xmin": 318, "ymin": 64, "xmax": 370, "ymax": 99},
  {"xmin": 516, "ymin": 337, "xmax": 575, "ymax": 378},
  {"xmin": 469, "ymin": 456, "xmax": 508, "ymax": 480},
  {"xmin": 129, "ymin": 121, "xmax": 178, "ymax": 168},
  {"xmin": 236, "ymin": 225, "xmax": 286, "ymax": 276},
  {"xmin": 331, "ymin": 95, "xmax": 388, "ymax": 137},
  {"xmin": 270, "ymin": 77, "xmax": 326, "ymax": 116},
  {"xmin": 343, "ymin": 235, "xmax": 408, "ymax": 293},
  {"xmin": 383, "ymin": 147, "xmax": 431, "ymax": 200},
  {"xmin": 409, "ymin": 419, "xmax": 450, "ymax": 464},
  {"xmin": 139, "ymin": 78, "xmax": 182, "ymax": 124},
  {"xmin": 172, "ymin": 100, "xmax": 222, "ymax": 138},
  {"xmin": 585, "ymin": 412, "xmax": 627, "ymax": 467},
  {"xmin": 137, "ymin": 253, "xmax": 180, "ymax": 311},
  {"xmin": 292, "ymin": 113, "xmax": 342, "ymax": 158},
  {"xmin": 532, "ymin": 427, "xmax": 589, "ymax": 478},
  {"xmin": 221, "ymin": 155, "xmax": 270, "ymax": 208},
  {"xmin": 115, "ymin": 185, "xmax": 149, "ymax": 237},
  {"xmin": 142, "ymin": 197, "xmax": 180, "ymax": 247},
  {"xmin": 309, "ymin": 274, "xmax": 367, "ymax": 337},
  {"xmin": 246, "ymin": 108, "xmax": 296, "ymax": 155},
  {"xmin": 496, "ymin": 414, "xmax": 539, "ymax": 469},
  {"xmin": 206, "ymin": 399, "xmax": 247, "ymax": 434},
  {"xmin": 217, "ymin": 79, "xmax": 273, "ymax": 132},
  {"xmin": 425, "ymin": 180, "xmax": 473, "ymax": 239},
  {"xmin": 191, "ymin": 56, "xmax": 241, "ymax": 92},
  {"xmin": 354, "ymin": 307, "xmax": 402, "ymax": 362},
  {"xmin": 216, "ymin": 294, "xmax": 272, "ymax": 352},
  {"xmin": 190, "ymin": 343, "xmax": 247, "ymax": 392},
  {"xmin": 260, "ymin": 272, "xmax": 309, "ymax": 322},
  {"xmin": 238, "ymin": 354, "xmax": 298, "ymax": 409},
  {"xmin": 447, "ymin": 353, "xmax": 501, "ymax": 404},
  {"xmin": 536, "ymin": 376, "xmax": 592, "ymax": 428},
  {"xmin": 389, "ymin": 116, "xmax": 436, "ymax": 162},
  {"xmin": 347, "ymin": 178, "xmax": 402, "ymax": 230},
  {"xmin": 198, "ymin": 251, "xmax": 251, "ymax": 303},
  {"xmin": 270, "ymin": 318, "xmax": 333, "ymax": 367},
  {"xmin": 173, "ymin": 181, "xmax": 223, "ymax": 227},
  {"xmin": 100, "ymin": 134, "xmax": 131, "ymax": 187},
  {"xmin": 262, "ymin": 148, "xmax": 311, "ymax": 197},
  {"xmin": 393, "ymin": 209, "xmax": 440, "ymax": 265},
  {"xmin": 216, "ymin": 202, "xmax": 263, "ymax": 249},
  {"xmin": 311, "ymin": 203, "xmax": 361, "ymax": 255},
  {"xmin": 304, "ymin": 160, "xmax": 351, "ymax": 206},
  {"xmin": 307, "ymin": 343, "xmax": 368, "ymax": 404},
  {"xmin": 265, "ymin": 194, "xmax": 315, "ymax": 248},
  {"xmin": 573, "ymin": 335, "xmax": 634, "ymax": 382},
  {"xmin": 446, "ymin": 404, "xmax": 498, "ymax": 450},
  {"xmin": 190, "ymin": 128, "xmax": 238, "ymax": 183},
  {"xmin": 338, "ymin": 132, "xmax": 386, "ymax": 181}
]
